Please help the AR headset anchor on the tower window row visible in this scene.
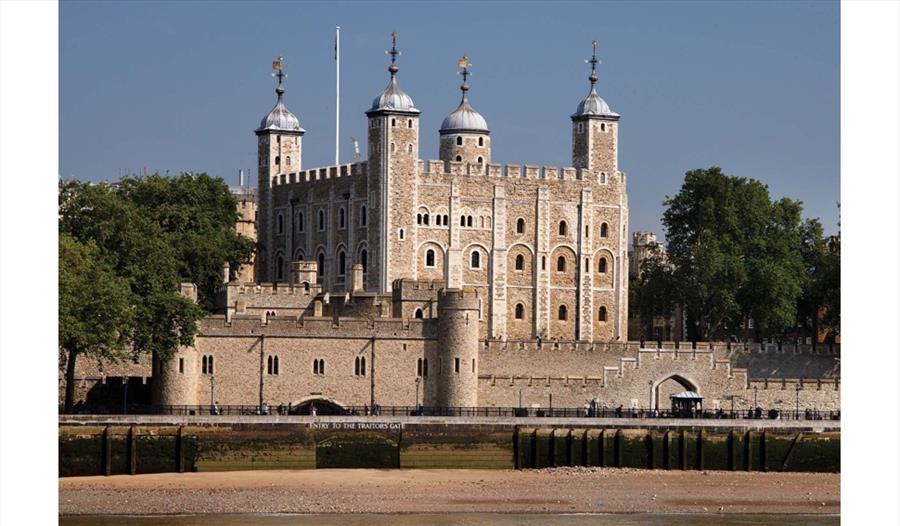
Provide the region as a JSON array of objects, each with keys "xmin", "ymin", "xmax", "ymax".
[
  {"xmin": 555, "ymin": 305, "xmax": 608, "ymax": 321},
  {"xmin": 280, "ymin": 205, "xmax": 368, "ymax": 236}
]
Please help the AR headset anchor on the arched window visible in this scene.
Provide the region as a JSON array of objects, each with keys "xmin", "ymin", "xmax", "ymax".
[
  {"xmin": 276, "ymin": 213, "xmax": 284, "ymax": 235},
  {"xmin": 286, "ymin": 156, "xmax": 291, "ymax": 166},
  {"xmin": 360, "ymin": 205, "xmax": 367, "ymax": 226},
  {"xmin": 516, "ymin": 218, "xmax": 525, "ymax": 234},
  {"xmin": 360, "ymin": 356, "xmax": 366, "ymax": 376},
  {"xmin": 338, "ymin": 250, "xmax": 346, "ymax": 276},
  {"xmin": 339, "ymin": 208, "xmax": 346, "ymax": 229},
  {"xmin": 443, "ymin": 214, "xmax": 449, "ymax": 225},
  {"xmin": 297, "ymin": 212, "xmax": 304, "ymax": 232},
  {"xmin": 601, "ymin": 122, "xmax": 606, "ymax": 132},
  {"xmin": 598, "ymin": 306, "xmax": 608, "ymax": 322},
  {"xmin": 467, "ymin": 216, "xmax": 473, "ymax": 227},
  {"xmin": 275, "ymin": 155, "xmax": 280, "ymax": 165},
  {"xmin": 456, "ymin": 155, "xmax": 462, "ymax": 162},
  {"xmin": 557, "ymin": 256, "xmax": 566, "ymax": 272},
  {"xmin": 276, "ymin": 254, "xmax": 284, "ymax": 281},
  {"xmin": 414, "ymin": 308, "xmax": 424, "ymax": 319},
  {"xmin": 456, "ymin": 136, "xmax": 463, "ymax": 146},
  {"xmin": 470, "ymin": 250, "xmax": 480, "ymax": 269},
  {"xmin": 407, "ymin": 144, "xmax": 413, "ymax": 154},
  {"xmin": 477, "ymin": 156, "xmax": 483, "ymax": 164},
  {"xmin": 478, "ymin": 137, "xmax": 484, "ymax": 147},
  {"xmin": 390, "ymin": 142, "xmax": 395, "ymax": 153},
  {"xmin": 425, "ymin": 249, "xmax": 435, "ymax": 267},
  {"xmin": 399, "ymin": 228, "xmax": 405, "ymax": 240},
  {"xmin": 407, "ymin": 119, "xmax": 413, "ymax": 128},
  {"xmin": 558, "ymin": 305, "xmax": 567, "ymax": 321},
  {"xmin": 313, "ymin": 359, "xmax": 318, "ymax": 375},
  {"xmin": 558, "ymin": 220, "xmax": 567, "ymax": 236},
  {"xmin": 417, "ymin": 358, "xmax": 423, "ymax": 377},
  {"xmin": 598, "ymin": 257, "xmax": 607, "ymax": 273},
  {"xmin": 460, "ymin": 215, "xmax": 466, "ymax": 227},
  {"xmin": 585, "ymin": 257, "xmax": 590, "ymax": 272},
  {"xmin": 600, "ymin": 222, "xmax": 609, "ymax": 238},
  {"xmin": 320, "ymin": 359, "xmax": 325, "ymax": 375},
  {"xmin": 360, "ymin": 249, "xmax": 368, "ymax": 272},
  {"xmin": 354, "ymin": 357, "xmax": 360, "ymax": 376},
  {"xmin": 417, "ymin": 213, "xmax": 422, "ymax": 225},
  {"xmin": 515, "ymin": 254, "xmax": 524, "ymax": 271},
  {"xmin": 480, "ymin": 216, "xmax": 485, "ymax": 228},
  {"xmin": 202, "ymin": 355, "xmax": 208, "ymax": 374},
  {"xmin": 542, "ymin": 256, "xmax": 546, "ymax": 271},
  {"xmin": 318, "ymin": 210, "xmax": 325, "ymax": 231},
  {"xmin": 424, "ymin": 214, "xmax": 429, "ymax": 225},
  {"xmin": 515, "ymin": 303, "xmax": 524, "ymax": 319},
  {"xmin": 391, "ymin": 118, "xmax": 396, "ymax": 127},
  {"xmin": 317, "ymin": 253, "xmax": 325, "ymax": 278},
  {"xmin": 267, "ymin": 355, "xmax": 274, "ymax": 375}
]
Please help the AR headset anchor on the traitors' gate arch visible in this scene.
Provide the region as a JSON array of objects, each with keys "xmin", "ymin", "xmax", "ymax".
[
  {"xmin": 289, "ymin": 396, "xmax": 348, "ymax": 415},
  {"xmin": 650, "ymin": 373, "xmax": 700, "ymax": 410}
]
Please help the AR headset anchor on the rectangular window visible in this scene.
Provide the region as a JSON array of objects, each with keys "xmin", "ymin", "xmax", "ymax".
[
  {"xmin": 454, "ymin": 358, "xmax": 460, "ymax": 373},
  {"xmin": 179, "ymin": 358, "xmax": 184, "ymax": 374},
  {"xmin": 472, "ymin": 358, "xmax": 475, "ymax": 373}
]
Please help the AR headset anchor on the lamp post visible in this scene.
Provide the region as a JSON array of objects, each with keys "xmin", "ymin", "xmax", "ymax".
[
  {"xmin": 648, "ymin": 380, "xmax": 654, "ymax": 413},
  {"xmin": 794, "ymin": 383, "xmax": 801, "ymax": 420},
  {"xmin": 414, "ymin": 376, "xmax": 421, "ymax": 416},
  {"xmin": 210, "ymin": 375, "xmax": 215, "ymax": 414},
  {"xmin": 753, "ymin": 386, "xmax": 758, "ymax": 409}
]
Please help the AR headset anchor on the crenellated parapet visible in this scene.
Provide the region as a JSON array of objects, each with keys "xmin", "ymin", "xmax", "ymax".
[
  {"xmin": 419, "ymin": 159, "xmax": 617, "ymax": 184},
  {"xmin": 271, "ymin": 161, "xmax": 368, "ymax": 188}
]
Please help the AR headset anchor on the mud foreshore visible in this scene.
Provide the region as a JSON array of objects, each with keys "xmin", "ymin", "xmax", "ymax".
[{"xmin": 59, "ymin": 467, "xmax": 839, "ymax": 516}]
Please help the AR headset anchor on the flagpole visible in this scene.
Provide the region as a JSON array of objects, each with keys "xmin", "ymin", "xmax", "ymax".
[{"xmin": 335, "ymin": 25, "xmax": 340, "ymax": 166}]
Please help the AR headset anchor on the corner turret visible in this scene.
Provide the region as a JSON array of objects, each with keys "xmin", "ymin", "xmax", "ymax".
[
  {"xmin": 425, "ymin": 288, "xmax": 481, "ymax": 407},
  {"xmin": 439, "ymin": 55, "xmax": 491, "ymax": 170}
]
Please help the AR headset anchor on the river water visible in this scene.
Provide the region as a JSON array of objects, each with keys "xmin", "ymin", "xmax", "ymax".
[{"xmin": 60, "ymin": 513, "xmax": 839, "ymax": 525}]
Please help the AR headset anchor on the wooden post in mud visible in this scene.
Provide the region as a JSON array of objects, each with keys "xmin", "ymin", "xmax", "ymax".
[
  {"xmin": 102, "ymin": 426, "xmax": 111, "ymax": 476},
  {"xmin": 127, "ymin": 425, "xmax": 137, "ymax": 475}
]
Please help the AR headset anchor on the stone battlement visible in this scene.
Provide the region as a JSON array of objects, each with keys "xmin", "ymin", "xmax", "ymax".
[
  {"xmin": 271, "ymin": 161, "xmax": 368, "ymax": 187},
  {"xmin": 419, "ymin": 159, "xmax": 603, "ymax": 182},
  {"xmin": 200, "ymin": 312, "xmax": 436, "ymax": 339}
]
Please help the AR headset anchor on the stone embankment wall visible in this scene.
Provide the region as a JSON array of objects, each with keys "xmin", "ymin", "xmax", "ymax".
[{"xmin": 58, "ymin": 418, "xmax": 839, "ymax": 476}]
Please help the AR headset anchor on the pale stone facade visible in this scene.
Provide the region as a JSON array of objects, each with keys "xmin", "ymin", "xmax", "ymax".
[{"xmin": 60, "ymin": 40, "xmax": 840, "ymax": 414}]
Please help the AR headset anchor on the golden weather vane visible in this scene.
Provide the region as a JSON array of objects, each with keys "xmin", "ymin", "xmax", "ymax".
[{"xmin": 271, "ymin": 56, "xmax": 286, "ymax": 85}]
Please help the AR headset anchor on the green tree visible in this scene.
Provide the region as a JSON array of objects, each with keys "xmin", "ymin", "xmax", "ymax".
[
  {"xmin": 629, "ymin": 243, "xmax": 678, "ymax": 339},
  {"xmin": 58, "ymin": 173, "xmax": 250, "ymax": 400},
  {"xmin": 662, "ymin": 167, "xmax": 808, "ymax": 341},
  {"xmin": 115, "ymin": 173, "xmax": 255, "ymax": 311},
  {"xmin": 59, "ymin": 234, "xmax": 133, "ymax": 412}
]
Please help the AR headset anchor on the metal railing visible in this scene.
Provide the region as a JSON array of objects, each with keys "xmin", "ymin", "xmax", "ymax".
[{"xmin": 60, "ymin": 403, "xmax": 840, "ymax": 421}]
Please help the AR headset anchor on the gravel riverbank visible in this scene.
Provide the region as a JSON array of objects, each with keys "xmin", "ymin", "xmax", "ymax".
[{"xmin": 59, "ymin": 467, "xmax": 839, "ymax": 516}]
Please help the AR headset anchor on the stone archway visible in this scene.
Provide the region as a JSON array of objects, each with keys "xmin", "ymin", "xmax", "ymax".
[
  {"xmin": 289, "ymin": 396, "xmax": 348, "ymax": 415},
  {"xmin": 650, "ymin": 373, "xmax": 700, "ymax": 410}
]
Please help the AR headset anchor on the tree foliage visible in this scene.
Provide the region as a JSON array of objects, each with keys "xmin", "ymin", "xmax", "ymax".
[
  {"xmin": 629, "ymin": 243, "xmax": 678, "ymax": 336},
  {"xmin": 59, "ymin": 234, "xmax": 134, "ymax": 412},
  {"xmin": 656, "ymin": 167, "xmax": 818, "ymax": 341},
  {"xmin": 58, "ymin": 173, "xmax": 251, "ymax": 411}
]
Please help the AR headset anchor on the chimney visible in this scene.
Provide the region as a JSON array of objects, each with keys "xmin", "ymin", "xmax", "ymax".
[
  {"xmin": 350, "ymin": 263, "xmax": 364, "ymax": 293},
  {"xmin": 223, "ymin": 262, "xmax": 230, "ymax": 284}
]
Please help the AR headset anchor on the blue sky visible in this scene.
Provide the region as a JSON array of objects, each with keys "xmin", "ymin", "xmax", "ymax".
[{"xmin": 60, "ymin": 0, "xmax": 840, "ymax": 239}]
